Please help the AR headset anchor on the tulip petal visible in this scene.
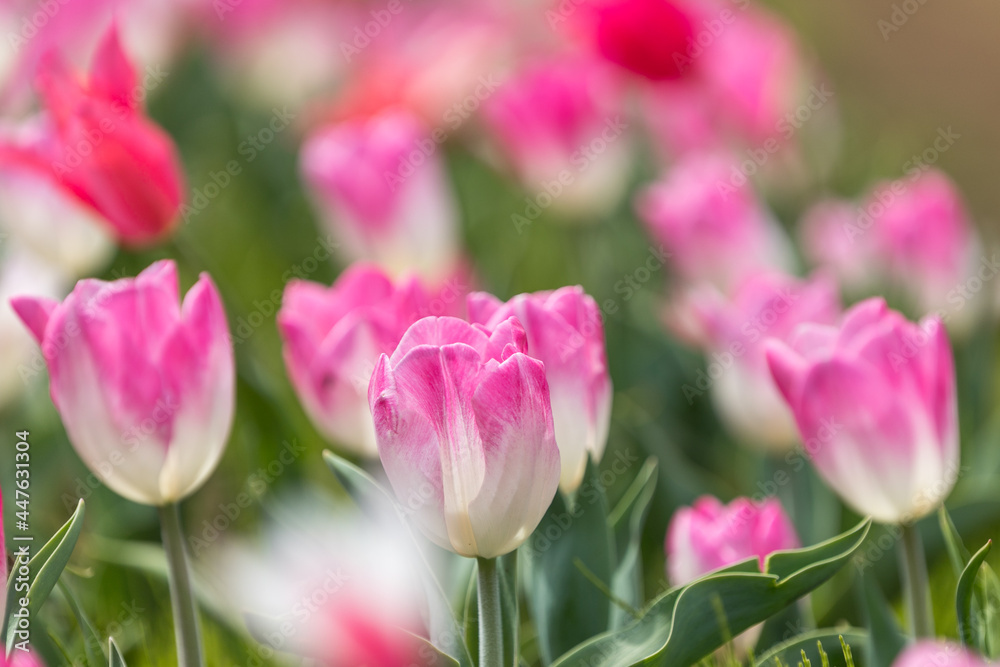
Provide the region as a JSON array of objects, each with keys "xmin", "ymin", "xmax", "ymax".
[
  {"xmin": 469, "ymin": 353, "xmax": 560, "ymax": 558},
  {"xmin": 11, "ymin": 295, "xmax": 58, "ymax": 344}
]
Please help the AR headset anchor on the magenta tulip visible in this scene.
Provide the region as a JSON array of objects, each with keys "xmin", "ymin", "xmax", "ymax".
[
  {"xmin": 278, "ymin": 263, "xmax": 443, "ymax": 458},
  {"xmin": 368, "ymin": 316, "xmax": 561, "ymax": 558},
  {"xmin": 766, "ymin": 298, "xmax": 959, "ymax": 523},
  {"xmin": 468, "ymin": 287, "xmax": 612, "ymax": 492},
  {"xmin": 12, "ymin": 260, "xmax": 234, "ymax": 505}
]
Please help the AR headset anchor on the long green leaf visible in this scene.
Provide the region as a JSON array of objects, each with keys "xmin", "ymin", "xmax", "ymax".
[
  {"xmin": 858, "ymin": 571, "xmax": 904, "ymax": 667},
  {"xmin": 958, "ymin": 541, "xmax": 992, "ymax": 647},
  {"xmin": 609, "ymin": 459, "xmax": 658, "ymax": 630},
  {"xmin": 109, "ymin": 638, "xmax": 127, "ymax": 667},
  {"xmin": 550, "ymin": 518, "xmax": 871, "ymax": 667}
]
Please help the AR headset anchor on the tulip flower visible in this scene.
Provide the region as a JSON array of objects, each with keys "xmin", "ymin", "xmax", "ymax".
[
  {"xmin": 636, "ymin": 152, "xmax": 794, "ymax": 292},
  {"xmin": 686, "ymin": 272, "xmax": 840, "ymax": 452},
  {"xmin": 368, "ymin": 315, "xmax": 560, "ymax": 559},
  {"xmin": 481, "ymin": 55, "xmax": 630, "ymax": 217},
  {"xmin": 583, "ymin": 0, "xmax": 694, "ymax": 81},
  {"xmin": 0, "ymin": 25, "xmax": 185, "ymax": 247},
  {"xmin": 765, "ymin": 298, "xmax": 958, "ymax": 524},
  {"xmin": 467, "ymin": 287, "xmax": 611, "ymax": 492},
  {"xmin": 278, "ymin": 263, "xmax": 447, "ymax": 458},
  {"xmin": 767, "ymin": 297, "xmax": 956, "ymax": 637},
  {"xmin": 893, "ymin": 642, "xmax": 990, "ymax": 667},
  {"xmin": 12, "ymin": 260, "xmax": 234, "ymax": 506},
  {"xmin": 666, "ymin": 495, "xmax": 799, "ymax": 654},
  {"xmin": 301, "ymin": 110, "xmax": 461, "ymax": 282}
]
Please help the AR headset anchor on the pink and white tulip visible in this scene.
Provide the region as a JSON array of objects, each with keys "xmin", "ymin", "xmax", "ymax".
[
  {"xmin": 300, "ymin": 110, "xmax": 461, "ymax": 282},
  {"xmin": 12, "ymin": 260, "xmax": 234, "ymax": 506},
  {"xmin": 0, "ymin": 26, "xmax": 185, "ymax": 247},
  {"xmin": 278, "ymin": 263, "xmax": 451, "ymax": 458},
  {"xmin": 893, "ymin": 643, "xmax": 991, "ymax": 667},
  {"xmin": 636, "ymin": 152, "xmax": 793, "ymax": 292},
  {"xmin": 688, "ymin": 272, "xmax": 840, "ymax": 451},
  {"xmin": 666, "ymin": 495, "xmax": 799, "ymax": 654},
  {"xmin": 766, "ymin": 298, "xmax": 959, "ymax": 523},
  {"xmin": 368, "ymin": 316, "xmax": 561, "ymax": 558},
  {"xmin": 482, "ymin": 55, "xmax": 630, "ymax": 216},
  {"xmin": 468, "ymin": 287, "xmax": 612, "ymax": 492}
]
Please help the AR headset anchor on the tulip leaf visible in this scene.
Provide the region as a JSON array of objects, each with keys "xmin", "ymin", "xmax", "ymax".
[
  {"xmin": 957, "ymin": 541, "xmax": 992, "ymax": 648},
  {"xmin": 109, "ymin": 638, "xmax": 127, "ymax": 667},
  {"xmin": 4, "ymin": 500, "xmax": 86, "ymax": 655},
  {"xmin": 322, "ymin": 450, "xmax": 474, "ymax": 667},
  {"xmin": 58, "ymin": 579, "xmax": 107, "ymax": 667},
  {"xmin": 754, "ymin": 629, "xmax": 868, "ymax": 667},
  {"xmin": 608, "ymin": 458, "xmax": 658, "ymax": 630},
  {"xmin": 939, "ymin": 506, "xmax": 973, "ymax": 576},
  {"xmin": 524, "ymin": 456, "xmax": 614, "ymax": 664},
  {"xmin": 858, "ymin": 570, "xmax": 905, "ymax": 667},
  {"xmin": 549, "ymin": 517, "xmax": 871, "ymax": 667}
]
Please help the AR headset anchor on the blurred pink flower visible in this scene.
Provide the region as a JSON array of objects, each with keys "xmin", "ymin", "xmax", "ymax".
[
  {"xmin": 636, "ymin": 152, "xmax": 793, "ymax": 292},
  {"xmin": 468, "ymin": 286, "xmax": 611, "ymax": 493},
  {"xmin": 12, "ymin": 260, "xmax": 234, "ymax": 505},
  {"xmin": 893, "ymin": 642, "xmax": 991, "ymax": 667},
  {"xmin": 482, "ymin": 55, "xmax": 631, "ymax": 216},
  {"xmin": 687, "ymin": 271, "xmax": 840, "ymax": 451},
  {"xmin": 300, "ymin": 110, "xmax": 461, "ymax": 282},
  {"xmin": 369, "ymin": 316, "xmax": 560, "ymax": 558},
  {"xmin": 0, "ymin": 26, "xmax": 186, "ymax": 247},
  {"xmin": 278, "ymin": 263, "xmax": 459, "ymax": 458},
  {"xmin": 666, "ymin": 495, "xmax": 799, "ymax": 654},
  {"xmin": 766, "ymin": 298, "xmax": 959, "ymax": 523},
  {"xmin": 801, "ymin": 170, "xmax": 982, "ymax": 331}
]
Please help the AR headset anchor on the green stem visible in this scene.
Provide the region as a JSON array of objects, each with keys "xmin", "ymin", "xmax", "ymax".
[
  {"xmin": 477, "ymin": 557, "xmax": 502, "ymax": 667},
  {"xmin": 159, "ymin": 503, "xmax": 204, "ymax": 667},
  {"xmin": 900, "ymin": 522, "xmax": 934, "ymax": 638}
]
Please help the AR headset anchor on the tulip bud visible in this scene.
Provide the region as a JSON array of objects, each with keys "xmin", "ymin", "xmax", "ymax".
[
  {"xmin": 12, "ymin": 260, "xmax": 234, "ymax": 505},
  {"xmin": 687, "ymin": 272, "xmax": 840, "ymax": 452},
  {"xmin": 636, "ymin": 152, "xmax": 794, "ymax": 292},
  {"xmin": 893, "ymin": 642, "xmax": 990, "ymax": 667},
  {"xmin": 278, "ymin": 263, "xmax": 448, "ymax": 458},
  {"xmin": 468, "ymin": 287, "xmax": 612, "ymax": 493},
  {"xmin": 300, "ymin": 110, "xmax": 461, "ymax": 282},
  {"xmin": 481, "ymin": 56, "xmax": 630, "ymax": 217},
  {"xmin": 0, "ymin": 26, "xmax": 185, "ymax": 247},
  {"xmin": 766, "ymin": 298, "xmax": 959, "ymax": 523},
  {"xmin": 369, "ymin": 316, "xmax": 561, "ymax": 558},
  {"xmin": 666, "ymin": 495, "xmax": 799, "ymax": 655}
]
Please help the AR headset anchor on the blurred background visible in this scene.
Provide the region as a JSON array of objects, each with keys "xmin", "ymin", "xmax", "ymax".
[{"xmin": 0, "ymin": 0, "xmax": 998, "ymax": 665}]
